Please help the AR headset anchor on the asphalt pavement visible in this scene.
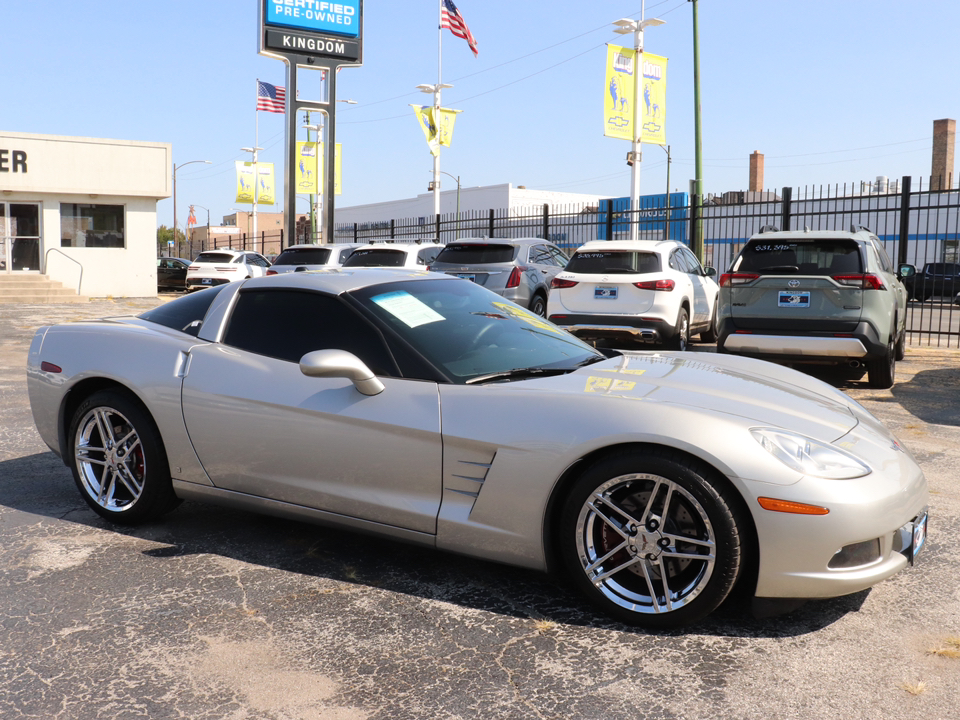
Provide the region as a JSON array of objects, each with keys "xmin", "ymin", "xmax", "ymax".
[{"xmin": 1, "ymin": 296, "xmax": 958, "ymax": 720}]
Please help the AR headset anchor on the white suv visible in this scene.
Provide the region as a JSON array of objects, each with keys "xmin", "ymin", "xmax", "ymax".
[
  {"xmin": 547, "ymin": 240, "xmax": 720, "ymax": 350},
  {"xmin": 185, "ymin": 249, "xmax": 272, "ymax": 291},
  {"xmin": 341, "ymin": 242, "xmax": 444, "ymax": 269}
]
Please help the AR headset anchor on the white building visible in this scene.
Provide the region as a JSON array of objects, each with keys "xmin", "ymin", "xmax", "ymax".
[
  {"xmin": 334, "ymin": 183, "xmax": 608, "ymax": 246},
  {"xmin": 0, "ymin": 131, "xmax": 171, "ymax": 297}
]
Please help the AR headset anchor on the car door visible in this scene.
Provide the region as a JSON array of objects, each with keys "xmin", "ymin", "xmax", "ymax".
[
  {"xmin": 668, "ymin": 248, "xmax": 703, "ymax": 325},
  {"xmin": 679, "ymin": 246, "xmax": 715, "ymax": 325},
  {"xmin": 180, "ymin": 287, "xmax": 443, "ymax": 534},
  {"xmin": 529, "ymin": 243, "xmax": 564, "ymax": 289}
]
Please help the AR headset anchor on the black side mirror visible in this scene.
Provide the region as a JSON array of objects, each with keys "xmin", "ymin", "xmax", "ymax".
[{"xmin": 898, "ymin": 264, "xmax": 916, "ymax": 279}]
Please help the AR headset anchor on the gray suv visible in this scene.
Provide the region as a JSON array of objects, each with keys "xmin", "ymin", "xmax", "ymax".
[
  {"xmin": 428, "ymin": 237, "xmax": 569, "ymax": 316},
  {"xmin": 716, "ymin": 226, "xmax": 915, "ymax": 388}
]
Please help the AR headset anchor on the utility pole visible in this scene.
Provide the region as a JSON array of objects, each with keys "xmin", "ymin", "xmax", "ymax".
[{"xmin": 689, "ymin": 0, "xmax": 704, "ymax": 260}]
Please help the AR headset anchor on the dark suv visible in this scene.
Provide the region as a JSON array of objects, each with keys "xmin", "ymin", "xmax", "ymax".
[
  {"xmin": 903, "ymin": 262, "xmax": 960, "ymax": 301},
  {"xmin": 716, "ymin": 227, "xmax": 915, "ymax": 388}
]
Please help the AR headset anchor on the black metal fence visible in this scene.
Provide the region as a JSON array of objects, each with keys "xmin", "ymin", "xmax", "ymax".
[{"xmin": 173, "ymin": 175, "xmax": 960, "ymax": 346}]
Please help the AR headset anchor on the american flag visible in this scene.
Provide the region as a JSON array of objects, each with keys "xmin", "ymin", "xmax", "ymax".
[
  {"xmin": 257, "ymin": 81, "xmax": 286, "ymax": 113},
  {"xmin": 441, "ymin": 0, "xmax": 478, "ymax": 57}
]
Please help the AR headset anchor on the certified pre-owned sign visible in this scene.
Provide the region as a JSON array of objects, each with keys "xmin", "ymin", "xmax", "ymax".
[
  {"xmin": 265, "ymin": 0, "xmax": 360, "ymax": 38},
  {"xmin": 261, "ymin": 0, "xmax": 363, "ymax": 64}
]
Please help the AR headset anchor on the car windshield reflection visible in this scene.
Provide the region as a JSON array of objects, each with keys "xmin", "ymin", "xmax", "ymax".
[{"xmin": 351, "ymin": 278, "xmax": 603, "ymax": 383}]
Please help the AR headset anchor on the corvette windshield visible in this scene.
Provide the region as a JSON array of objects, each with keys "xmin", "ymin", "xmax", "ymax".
[{"xmin": 351, "ymin": 278, "xmax": 603, "ymax": 383}]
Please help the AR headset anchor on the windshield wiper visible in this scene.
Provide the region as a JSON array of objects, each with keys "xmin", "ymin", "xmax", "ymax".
[
  {"xmin": 466, "ymin": 367, "xmax": 574, "ymax": 385},
  {"xmin": 576, "ymin": 354, "xmax": 609, "ymax": 367}
]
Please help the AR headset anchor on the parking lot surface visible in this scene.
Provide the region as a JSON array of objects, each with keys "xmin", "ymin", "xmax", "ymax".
[{"xmin": 1, "ymin": 297, "xmax": 958, "ymax": 720}]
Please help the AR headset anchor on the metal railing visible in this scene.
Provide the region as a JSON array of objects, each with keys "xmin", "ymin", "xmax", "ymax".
[
  {"xmin": 330, "ymin": 175, "xmax": 960, "ymax": 346},
  {"xmin": 43, "ymin": 248, "xmax": 83, "ymax": 295}
]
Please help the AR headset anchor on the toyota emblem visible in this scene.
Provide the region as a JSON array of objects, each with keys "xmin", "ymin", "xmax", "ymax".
[{"xmin": 788, "ymin": 279, "xmax": 800, "ymax": 288}]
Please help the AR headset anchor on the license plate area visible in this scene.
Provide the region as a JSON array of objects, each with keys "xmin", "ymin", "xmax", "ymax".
[
  {"xmin": 595, "ymin": 285, "xmax": 618, "ymax": 300},
  {"xmin": 456, "ymin": 273, "xmax": 476, "ymax": 283},
  {"xmin": 201, "ymin": 278, "xmax": 212, "ymax": 285},
  {"xmin": 778, "ymin": 290, "xmax": 810, "ymax": 308}
]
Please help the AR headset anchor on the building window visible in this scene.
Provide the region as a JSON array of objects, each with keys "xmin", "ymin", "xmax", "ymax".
[{"xmin": 60, "ymin": 204, "xmax": 125, "ymax": 248}]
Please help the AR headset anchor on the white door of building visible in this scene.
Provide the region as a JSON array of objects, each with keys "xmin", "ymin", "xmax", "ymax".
[{"xmin": 0, "ymin": 203, "xmax": 41, "ymax": 273}]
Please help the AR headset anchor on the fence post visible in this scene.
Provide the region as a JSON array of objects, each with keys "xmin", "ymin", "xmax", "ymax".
[
  {"xmin": 279, "ymin": 229, "xmax": 283, "ymax": 252},
  {"xmin": 488, "ymin": 209, "xmax": 495, "ymax": 238},
  {"xmin": 435, "ymin": 213, "xmax": 441, "ymax": 242},
  {"xmin": 689, "ymin": 195, "xmax": 700, "ymax": 254},
  {"xmin": 353, "ymin": 223, "xmax": 358, "ymax": 243},
  {"xmin": 780, "ymin": 186, "xmax": 793, "ymax": 231},
  {"xmin": 898, "ymin": 176, "xmax": 912, "ymax": 266},
  {"xmin": 390, "ymin": 219, "xmax": 395, "ymax": 239},
  {"xmin": 542, "ymin": 203, "xmax": 549, "ymax": 240},
  {"xmin": 605, "ymin": 199, "xmax": 613, "ymax": 241}
]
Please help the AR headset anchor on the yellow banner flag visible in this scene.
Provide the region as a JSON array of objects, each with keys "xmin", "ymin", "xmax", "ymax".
[
  {"xmin": 640, "ymin": 53, "xmax": 667, "ymax": 146},
  {"xmin": 236, "ymin": 161, "xmax": 256, "ymax": 204},
  {"xmin": 296, "ymin": 142, "xmax": 319, "ymax": 194},
  {"xmin": 413, "ymin": 104, "xmax": 439, "ymax": 157},
  {"xmin": 435, "ymin": 108, "xmax": 462, "ymax": 147},
  {"xmin": 604, "ymin": 44, "xmax": 635, "ymax": 141},
  {"xmin": 257, "ymin": 163, "xmax": 275, "ymax": 205}
]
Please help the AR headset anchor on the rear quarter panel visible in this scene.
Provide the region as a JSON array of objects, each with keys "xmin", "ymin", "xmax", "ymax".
[{"xmin": 26, "ymin": 320, "xmax": 214, "ymax": 487}]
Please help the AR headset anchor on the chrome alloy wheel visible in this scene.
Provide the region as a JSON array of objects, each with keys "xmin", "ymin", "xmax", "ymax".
[
  {"xmin": 575, "ymin": 473, "xmax": 716, "ymax": 614},
  {"xmin": 74, "ymin": 405, "xmax": 146, "ymax": 513}
]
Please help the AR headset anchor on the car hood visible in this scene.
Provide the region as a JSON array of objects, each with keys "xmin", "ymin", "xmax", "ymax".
[{"xmin": 529, "ymin": 351, "xmax": 862, "ymax": 441}]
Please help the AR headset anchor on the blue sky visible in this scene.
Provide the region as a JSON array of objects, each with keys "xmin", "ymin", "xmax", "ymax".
[{"xmin": 2, "ymin": 1, "xmax": 957, "ymax": 233}]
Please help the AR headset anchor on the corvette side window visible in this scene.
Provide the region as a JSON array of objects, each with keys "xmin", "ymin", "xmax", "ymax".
[{"xmin": 223, "ymin": 289, "xmax": 397, "ymax": 375}]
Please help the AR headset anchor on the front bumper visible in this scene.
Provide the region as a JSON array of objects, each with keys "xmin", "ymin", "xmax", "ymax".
[{"xmin": 746, "ymin": 422, "xmax": 929, "ymax": 599}]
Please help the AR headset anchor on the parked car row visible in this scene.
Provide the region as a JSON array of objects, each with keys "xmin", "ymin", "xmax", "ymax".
[{"xmin": 158, "ymin": 227, "xmax": 927, "ymax": 390}]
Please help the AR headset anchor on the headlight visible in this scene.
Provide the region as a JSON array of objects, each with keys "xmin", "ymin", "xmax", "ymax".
[{"xmin": 750, "ymin": 428, "xmax": 870, "ymax": 479}]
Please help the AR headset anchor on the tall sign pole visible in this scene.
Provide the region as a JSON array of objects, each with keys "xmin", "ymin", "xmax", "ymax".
[{"xmin": 259, "ymin": 0, "xmax": 363, "ymax": 244}]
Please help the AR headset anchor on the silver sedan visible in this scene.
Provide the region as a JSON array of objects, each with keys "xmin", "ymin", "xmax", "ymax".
[{"xmin": 25, "ymin": 269, "xmax": 929, "ymax": 628}]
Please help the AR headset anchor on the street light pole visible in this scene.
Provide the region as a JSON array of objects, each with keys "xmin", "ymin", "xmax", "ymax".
[
  {"xmin": 439, "ymin": 171, "xmax": 461, "ymax": 236},
  {"xmin": 417, "ymin": 82, "xmax": 453, "ymax": 218},
  {"xmin": 240, "ymin": 146, "xmax": 263, "ymax": 253},
  {"xmin": 661, "ymin": 144, "xmax": 671, "ymax": 239},
  {"xmin": 613, "ymin": 6, "xmax": 664, "ymax": 242},
  {"xmin": 172, "ymin": 159, "xmax": 210, "ymax": 257},
  {"xmin": 303, "ymin": 113, "xmax": 320, "ymax": 243}
]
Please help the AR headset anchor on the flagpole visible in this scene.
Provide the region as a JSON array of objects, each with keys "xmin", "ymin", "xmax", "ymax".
[
  {"xmin": 253, "ymin": 79, "xmax": 260, "ymax": 254},
  {"xmin": 433, "ymin": 0, "xmax": 442, "ymax": 219}
]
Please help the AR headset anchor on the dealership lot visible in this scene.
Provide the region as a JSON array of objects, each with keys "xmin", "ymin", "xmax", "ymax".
[{"xmin": 1, "ymin": 298, "xmax": 958, "ymax": 720}]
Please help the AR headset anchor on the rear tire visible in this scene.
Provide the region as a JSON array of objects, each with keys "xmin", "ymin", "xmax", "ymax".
[
  {"xmin": 529, "ymin": 293, "xmax": 547, "ymax": 317},
  {"xmin": 894, "ymin": 324, "xmax": 906, "ymax": 362},
  {"xmin": 69, "ymin": 389, "xmax": 180, "ymax": 525},
  {"xmin": 867, "ymin": 336, "xmax": 896, "ymax": 389},
  {"xmin": 670, "ymin": 308, "xmax": 690, "ymax": 351}
]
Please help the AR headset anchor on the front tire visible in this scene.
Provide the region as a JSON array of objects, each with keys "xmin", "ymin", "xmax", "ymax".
[
  {"xmin": 700, "ymin": 303, "xmax": 719, "ymax": 344},
  {"xmin": 69, "ymin": 389, "xmax": 180, "ymax": 524},
  {"xmin": 558, "ymin": 449, "xmax": 744, "ymax": 628},
  {"xmin": 894, "ymin": 324, "xmax": 906, "ymax": 362}
]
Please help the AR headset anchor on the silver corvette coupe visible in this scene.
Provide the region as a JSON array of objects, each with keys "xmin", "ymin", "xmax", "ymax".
[{"xmin": 26, "ymin": 269, "xmax": 929, "ymax": 628}]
